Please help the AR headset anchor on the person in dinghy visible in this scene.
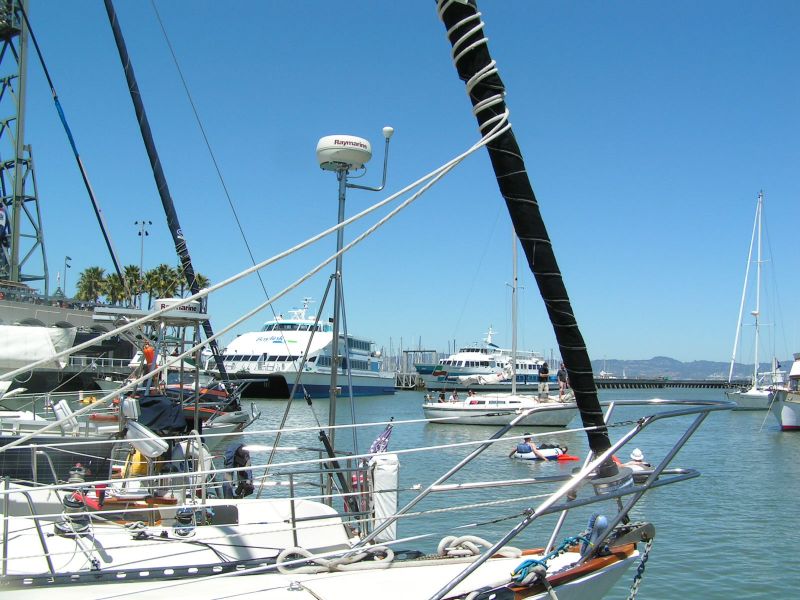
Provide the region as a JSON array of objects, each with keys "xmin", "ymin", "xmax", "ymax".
[{"xmin": 509, "ymin": 433, "xmax": 579, "ymax": 461}]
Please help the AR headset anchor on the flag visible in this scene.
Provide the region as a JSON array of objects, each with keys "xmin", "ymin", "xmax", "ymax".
[{"xmin": 368, "ymin": 418, "xmax": 394, "ymax": 455}]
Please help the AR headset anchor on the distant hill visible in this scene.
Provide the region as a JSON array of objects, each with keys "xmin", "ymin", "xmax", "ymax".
[{"xmin": 589, "ymin": 356, "xmax": 789, "ymax": 380}]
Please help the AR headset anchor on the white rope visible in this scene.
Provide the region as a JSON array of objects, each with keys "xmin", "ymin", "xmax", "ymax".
[
  {"xmin": 276, "ymin": 545, "xmax": 394, "ymax": 574},
  {"xmin": 438, "ymin": 534, "xmax": 521, "ymax": 559}
]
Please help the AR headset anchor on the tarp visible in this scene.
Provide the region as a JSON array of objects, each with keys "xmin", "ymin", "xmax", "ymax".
[
  {"xmin": 136, "ymin": 393, "xmax": 188, "ymax": 433},
  {"xmin": 0, "ymin": 324, "xmax": 77, "ymax": 371}
]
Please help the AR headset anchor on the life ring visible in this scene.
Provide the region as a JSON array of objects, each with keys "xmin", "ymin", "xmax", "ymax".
[{"xmin": 0, "ymin": 291, "xmax": 5, "ymax": 300}]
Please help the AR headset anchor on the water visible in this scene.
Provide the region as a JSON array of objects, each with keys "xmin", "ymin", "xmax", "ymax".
[{"xmin": 241, "ymin": 388, "xmax": 800, "ymax": 599}]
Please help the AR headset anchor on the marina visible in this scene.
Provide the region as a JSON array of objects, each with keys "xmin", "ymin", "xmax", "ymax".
[{"xmin": 0, "ymin": 1, "xmax": 797, "ymax": 599}]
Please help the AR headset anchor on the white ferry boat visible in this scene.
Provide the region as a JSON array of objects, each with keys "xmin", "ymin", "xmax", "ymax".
[
  {"xmin": 416, "ymin": 327, "xmax": 550, "ymax": 391},
  {"xmin": 207, "ymin": 299, "xmax": 395, "ymax": 399}
]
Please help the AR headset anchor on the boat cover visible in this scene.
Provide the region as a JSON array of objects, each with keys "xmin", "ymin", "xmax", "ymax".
[{"xmin": 0, "ymin": 324, "xmax": 77, "ymax": 371}]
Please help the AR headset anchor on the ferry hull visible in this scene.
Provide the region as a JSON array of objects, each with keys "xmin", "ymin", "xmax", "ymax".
[
  {"xmin": 425, "ymin": 378, "xmax": 557, "ymax": 393},
  {"xmin": 229, "ymin": 372, "xmax": 395, "ymax": 399}
]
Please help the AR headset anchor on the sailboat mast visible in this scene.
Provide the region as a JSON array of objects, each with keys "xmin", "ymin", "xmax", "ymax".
[
  {"xmin": 438, "ymin": 0, "xmax": 613, "ymax": 460},
  {"xmin": 103, "ymin": 0, "xmax": 229, "ymax": 380},
  {"xmin": 727, "ymin": 193, "xmax": 760, "ymax": 382},
  {"xmin": 510, "ymin": 230, "xmax": 518, "ymax": 395},
  {"xmin": 753, "ymin": 191, "xmax": 763, "ymax": 384}
]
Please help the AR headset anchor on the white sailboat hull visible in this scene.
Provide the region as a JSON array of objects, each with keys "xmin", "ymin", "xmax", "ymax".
[
  {"xmin": 725, "ymin": 386, "xmax": 775, "ymax": 410},
  {"xmin": 423, "ymin": 394, "xmax": 577, "ymax": 427},
  {"xmin": 4, "ymin": 523, "xmax": 636, "ymax": 600}
]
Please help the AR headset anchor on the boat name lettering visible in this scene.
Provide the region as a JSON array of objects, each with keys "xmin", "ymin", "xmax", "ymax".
[{"xmin": 334, "ymin": 138, "xmax": 368, "ymax": 150}]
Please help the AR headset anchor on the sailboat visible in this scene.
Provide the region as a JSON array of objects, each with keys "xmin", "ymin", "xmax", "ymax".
[
  {"xmin": 725, "ymin": 191, "xmax": 785, "ymax": 410},
  {"xmin": 422, "ymin": 233, "xmax": 577, "ymax": 427},
  {"xmin": 0, "ymin": 1, "xmax": 733, "ymax": 598}
]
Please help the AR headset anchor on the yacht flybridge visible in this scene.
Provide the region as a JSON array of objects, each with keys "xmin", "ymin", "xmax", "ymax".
[{"xmin": 207, "ymin": 299, "xmax": 394, "ymax": 398}]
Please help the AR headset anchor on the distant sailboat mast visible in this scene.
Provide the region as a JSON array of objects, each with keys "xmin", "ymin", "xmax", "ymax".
[
  {"xmin": 510, "ymin": 230, "xmax": 518, "ymax": 395},
  {"xmin": 752, "ymin": 191, "xmax": 763, "ymax": 386},
  {"xmin": 728, "ymin": 191, "xmax": 763, "ymax": 383}
]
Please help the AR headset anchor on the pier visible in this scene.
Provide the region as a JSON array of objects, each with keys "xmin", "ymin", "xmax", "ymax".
[
  {"xmin": 591, "ymin": 378, "xmax": 746, "ymax": 390},
  {"xmin": 396, "ymin": 373, "xmax": 749, "ymax": 391}
]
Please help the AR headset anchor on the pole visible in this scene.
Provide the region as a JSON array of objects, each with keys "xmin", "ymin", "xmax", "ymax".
[
  {"xmin": 135, "ymin": 220, "xmax": 151, "ymax": 308},
  {"xmin": 327, "ymin": 169, "xmax": 348, "ymax": 452},
  {"xmin": 63, "ymin": 255, "xmax": 71, "ymax": 296}
]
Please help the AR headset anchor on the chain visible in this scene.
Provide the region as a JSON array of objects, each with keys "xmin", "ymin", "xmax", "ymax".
[{"xmin": 626, "ymin": 538, "xmax": 654, "ymax": 600}]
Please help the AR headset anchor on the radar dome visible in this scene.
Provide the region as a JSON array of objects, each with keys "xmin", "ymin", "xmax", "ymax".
[{"xmin": 316, "ymin": 135, "xmax": 372, "ymax": 171}]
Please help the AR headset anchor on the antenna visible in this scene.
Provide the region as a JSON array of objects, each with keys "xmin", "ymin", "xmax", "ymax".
[{"xmin": 316, "ymin": 126, "xmax": 393, "ymax": 499}]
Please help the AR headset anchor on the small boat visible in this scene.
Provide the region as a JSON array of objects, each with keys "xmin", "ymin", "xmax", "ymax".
[
  {"xmin": 770, "ymin": 352, "xmax": 800, "ymax": 430},
  {"xmin": 511, "ymin": 442, "xmax": 579, "ymax": 461},
  {"xmin": 205, "ymin": 298, "xmax": 395, "ymax": 399}
]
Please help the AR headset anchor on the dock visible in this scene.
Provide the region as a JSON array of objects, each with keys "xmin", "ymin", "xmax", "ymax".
[
  {"xmin": 594, "ymin": 378, "xmax": 747, "ymax": 389},
  {"xmin": 396, "ymin": 373, "xmax": 749, "ymax": 391}
]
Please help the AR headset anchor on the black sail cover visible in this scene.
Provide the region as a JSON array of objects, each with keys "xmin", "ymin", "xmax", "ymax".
[{"xmin": 438, "ymin": 0, "xmax": 613, "ymax": 461}]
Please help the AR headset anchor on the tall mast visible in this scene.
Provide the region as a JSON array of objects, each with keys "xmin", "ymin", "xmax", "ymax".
[
  {"xmin": 103, "ymin": 0, "xmax": 230, "ymax": 380},
  {"xmin": 510, "ymin": 230, "xmax": 518, "ymax": 395},
  {"xmin": 752, "ymin": 190, "xmax": 763, "ymax": 384},
  {"xmin": 438, "ymin": 0, "xmax": 613, "ymax": 462},
  {"xmin": 727, "ymin": 193, "xmax": 760, "ymax": 382}
]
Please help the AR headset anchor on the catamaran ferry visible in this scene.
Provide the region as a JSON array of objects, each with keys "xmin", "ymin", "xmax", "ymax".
[
  {"xmin": 206, "ymin": 299, "xmax": 394, "ymax": 399},
  {"xmin": 416, "ymin": 327, "xmax": 551, "ymax": 392}
]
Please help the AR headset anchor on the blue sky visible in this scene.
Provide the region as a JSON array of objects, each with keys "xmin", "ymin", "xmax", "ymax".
[{"xmin": 16, "ymin": 1, "xmax": 800, "ymax": 363}]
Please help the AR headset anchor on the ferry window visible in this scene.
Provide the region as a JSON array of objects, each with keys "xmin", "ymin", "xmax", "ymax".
[{"xmin": 308, "ymin": 356, "xmax": 316, "ymax": 363}]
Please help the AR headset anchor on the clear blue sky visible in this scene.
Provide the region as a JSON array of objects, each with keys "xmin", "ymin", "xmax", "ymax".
[{"xmin": 19, "ymin": 1, "xmax": 800, "ymax": 364}]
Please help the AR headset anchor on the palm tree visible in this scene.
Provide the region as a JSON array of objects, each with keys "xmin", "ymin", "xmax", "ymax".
[
  {"xmin": 149, "ymin": 263, "xmax": 179, "ymax": 301},
  {"xmin": 105, "ymin": 273, "xmax": 126, "ymax": 306},
  {"xmin": 143, "ymin": 268, "xmax": 160, "ymax": 310},
  {"xmin": 175, "ymin": 264, "xmax": 210, "ymax": 297},
  {"xmin": 123, "ymin": 265, "xmax": 142, "ymax": 307},
  {"xmin": 174, "ymin": 265, "xmax": 187, "ymax": 298},
  {"xmin": 75, "ymin": 266, "xmax": 106, "ymax": 303},
  {"xmin": 193, "ymin": 272, "xmax": 210, "ymax": 292}
]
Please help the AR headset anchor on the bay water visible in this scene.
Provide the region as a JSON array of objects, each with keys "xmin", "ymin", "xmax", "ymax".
[{"xmin": 243, "ymin": 387, "xmax": 800, "ymax": 599}]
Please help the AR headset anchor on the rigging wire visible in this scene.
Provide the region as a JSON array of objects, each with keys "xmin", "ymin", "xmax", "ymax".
[
  {"xmin": 16, "ymin": 3, "xmax": 131, "ymax": 299},
  {"xmin": 147, "ymin": 1, "xmax": 323, "ymax": 407},
  {"xmin": 148, "ymin": 0, "xmax": 275, "ymax": 315},
  {"xmin": 0, "ymin": 106, "xmax": 510, "ymax": 434}
]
